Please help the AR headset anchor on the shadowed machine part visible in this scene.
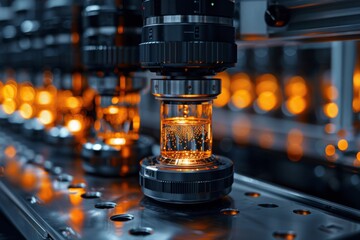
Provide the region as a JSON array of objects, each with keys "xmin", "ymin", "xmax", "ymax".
[{"xmin": 80, "ymin": 0, "xmax": 153, "ymax": 176}]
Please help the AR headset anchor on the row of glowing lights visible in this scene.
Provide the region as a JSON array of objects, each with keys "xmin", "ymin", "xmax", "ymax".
[
  {"xmin": 0, "ymin": 74, "xmax": 133, "ymax": 147},
  {"xmin": 232, "ymin": 118, "xmax": 360, "ymax": 166},
  {"xmin": 220, "ymin": 72, "xmax": 360, "ymax": 165},
  {"xmin": 213, "ymin": 72, "xmax": 341, "ymax": 118},
  {"xmin": 0, "ymin": 78, "xmax": 84, "ymax": 134}
]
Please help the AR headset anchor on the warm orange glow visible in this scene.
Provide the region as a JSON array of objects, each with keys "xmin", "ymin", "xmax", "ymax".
[
  {"xmin": 354, "ymin": 159, "xmax": 360, "ymax": 167},
  {"xmin": 324, "ymin": 123, "xmax": 336, "ymax": 134},
  {"xmin": 21, "ymin": 168, "xmax": 38, "ymax": 191},
  {"xmin": 214, "ymin": 88, "xmax": 230, "ymax": 108},
  {"xmin": 257, "ymin": 92, "xmax": 277, "ymax": 111},
  {"xmin": 2, "ymin": 83, "xmax": 17, "ymax": 99},
  {"xmin": 121, "ymin": 147, "xmax": 131, "ymax": 159},
  {"xmin": 324, "ymin": 85, "xmax": 338, "ymax": 101},
  {"xmin": 216, "ymin": 71, "xmax": 230, "ymax": 89},
  {"xmin": 0, "ymin": 82, "xmax": 3, "ymax": 99},
  {"xmin": 287, "ymin": 129, "xmax": 303, "ymax": 143},
  {"xmin": 117, "ymin": 26, "xmax": 124, "ymax": 33},
  {"xmin": 112, "ymin": 97, "xmax": 119, "ymax": 104},
  {"xmin": 325, "ymin": 144, "xmax": 336, "ymax": 156},
  {"xmin": 214, "ymin": 72, "xmax": 231, "ymax": 108},
  {"xmin": 2, "ymin": 99, "xmax": 16, "ymax": 114},
  {"xmin": 65, "ymin": 96, "xmax": 82, "ymax": 110},
  {"xmin": 68, "ymin": 188, "xmax": 85, "ymax": 206},
  {"xmin": 286, "ymin": 96, "xmax": 307, "ymax": 115},
  {"xmin": 66, "ymin": 119, "xmax": 82, "ymax": 133},
  {"xmin": 107, "ymin": 137, "xmax": 126, "ymax": 146},
  {"xmin": 5, "ymin": 159, "xmax": 20, "ymax": 181},
  {"xmin": 72, "ymin": 73, "xmax": 83, "ymax": 92},
  {"xmin": 287, "ymin": 144, "xmax": 303, "ymax": 161},
  {"xmin": 4, "ymin": 145, "xmax": 16, "ymax": 158},
  {"xmin": 69, "ymin": 208, "xmax": 85, "ymax": 233},
  {"xmin": 231, "ymin": 90, "xmax": 253, "ymax": 109},
  {"xmin": 19, "ymin": 103, "xmax": 34, "ymax": 119},
  {"xmin": 37, "ymin": 91, "xmax": 52, "ymax": 105},
  {"xmin": 255, "ymin": 74, "xmax": 278, "ymax": 95},
  {"xmin": 354, "ymin": 72, "xmax": 360, "ymax": 88},
  {"xmin": 258, "ymin": 131, "xmax": 274, "ymax": 149},
  {"xmin": 287, "ymin": 129, "xmax": 304, "ymax": 161},
  {"xmin": 19, "ymin": 85, "xmax": 35, "ymax": 102},
  {"xmin": 337, "ymin": 139, "xmax": 348, "ymax": 151},
  {"xmin": 108, "ymin": 106, "xmax": 119, "ymax": 114},
  {"xmin": 38, "ymin": 110, "xmax": 54, "ymax": 125},
  {"xmin": 232, "ymin": 117, "xmax": 251, "ymax": 144},
  {"xmin": 133, "ymin": 115, "xmax": 140, "ymax": 131},
  {"xmin": 37, "ymin": 177, "xmax": 54, "ymax": 203},
  {"xmin": 323, "ymin": 102, "xmax": 338, "ymax": 118},
  {"xmin": 356, "ymin": 152, "xmax": 360, "ymax": 161},
  {"xmin": 353, "ymin": 72, "xmax": 360, "ymax": 112},
  {"xmin": 230, "ymin": 73, "xmax": 252, "ymax": 92},
  {"xmin": 71, "ymin": 33, "xmax": 80, "ymax": 44},
  {"xmin": 353, "ymin": 99, "xmax": 360, "ymax": 112},
  {"xmin": 285, "ymin": 76, "xmax": 307, "ymax": 97}
]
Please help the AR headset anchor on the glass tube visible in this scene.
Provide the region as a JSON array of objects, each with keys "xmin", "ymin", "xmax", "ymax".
[
  {"xmin": 160, "ymin": 100, "xmax": 212, "ymax": 166},
  {"xmin": 96, "ymin": 92, "xmax": 140, "ymax": 148}
]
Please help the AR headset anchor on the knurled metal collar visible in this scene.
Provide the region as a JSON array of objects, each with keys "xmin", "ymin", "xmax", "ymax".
[
  {"xmin": 139, "ymin": 155, "xmax": 234, "ymax": 203},
  {"xmin": 151, "ymin": 78, "xmax": 221, "ymax": 100}
]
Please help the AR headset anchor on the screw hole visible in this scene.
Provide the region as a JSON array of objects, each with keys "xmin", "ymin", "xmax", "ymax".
[
  {"xmin": 258, "ymin": 203, "xmax": 278, "ymax": 208},
  {"xmin": 220, "ymin": 208, "xmax": 239, "ymax": 216},
  {"xmin": 273, "ymin": 231, "xmax": 296, "ymax": 239},
  {"xmin": 293, "ymin": 209, "xmax": 311, "ymax": 215},
  {"xmin": 81, "ymin": 192, "xmax": 101, "ymax": 199},
  {"xmin": 95, "ymin": 202, "xmax": 116, "ymax": 209},
  {"xmin": 129, "ymin": 227, "xmax": 153, "ymax": 236},
  {"xmin": 68, "ymin": 183, "xmax": 86, "ymax": 189},
  {"xmin": 245, "ymin": 192, "xmax": 261, "ymax": 198},
  {"xmin": 110, "ymin": 214, "xmax": 134, "ymax": 222}
]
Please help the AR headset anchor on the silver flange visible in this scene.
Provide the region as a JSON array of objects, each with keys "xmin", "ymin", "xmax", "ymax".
[
  {"xmin": 151, "ymin": 78, "xmax": 221, "ymax": 100},
  {"xmin": 82, "ymin": 135, "xmax": 154, "ymax": 177}
]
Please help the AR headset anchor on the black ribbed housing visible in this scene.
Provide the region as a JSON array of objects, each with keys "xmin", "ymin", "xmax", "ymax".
[
  {"xmin": 140, "ymin": 41, "xmax": 236, "ymax": 74},
  {"xmin": 140, "ymin": 0, "xmax": 236, "ymax": 76},
  {"xmin": 139, "ymin": 156, "xmax": 234, "ymax": 203},
  {"xmin": 82, "ymin": 0, "xmax": 142, "ymax": 71}
]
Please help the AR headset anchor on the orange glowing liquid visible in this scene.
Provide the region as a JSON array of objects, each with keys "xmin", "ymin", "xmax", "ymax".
[{"xmin": 161, "ymin": 117, "xmax": 211, "ymax": 164}]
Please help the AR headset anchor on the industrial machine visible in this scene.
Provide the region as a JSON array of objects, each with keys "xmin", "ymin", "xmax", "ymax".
[{"xmin": 1, "ymin": 0, "xmax": 360, "ymax": 239}]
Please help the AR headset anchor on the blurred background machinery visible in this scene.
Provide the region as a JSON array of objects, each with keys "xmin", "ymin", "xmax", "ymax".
[{"xmin": 1, "ymin": 0, "xmax": 360, "ymax": 239}]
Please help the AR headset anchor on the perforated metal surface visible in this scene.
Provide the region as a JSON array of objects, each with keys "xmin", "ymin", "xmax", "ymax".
[{"xmin": 1, "ymin": 130, "xmax": 360, "ymax": 240}]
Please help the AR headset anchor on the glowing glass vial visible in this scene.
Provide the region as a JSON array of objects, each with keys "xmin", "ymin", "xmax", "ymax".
[
  {"xmin": 139, "ymin": 79, "xmax": 234, "ymax": 204},
  {"xmin": 160, "ymin": 101, "xmax": 212, "ymax": 165},
  {"xmin": 96, "ymin": 92, "xmax": 141, "ymax": 149}
]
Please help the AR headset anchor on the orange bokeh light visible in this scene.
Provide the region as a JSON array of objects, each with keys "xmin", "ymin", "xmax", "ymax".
[
  {"xmin": 257, "ymin": 91, "xmax": 277, "ymax": 111},
  {"xmin": 38, "ymin": 110, "xmax": 54, "ymax": 125},
  {"xmin": 19, "ymin": 103, "xmax": 34, "ymax": 119},
  {"xmin": 231, "ymin": 90, "xmax": 253, "ymax": 109},
  {"xmin": 337, "ymin": 139, "xmax": 348, "ymax": 151},
  {"xmin": 323, "ymin": 102, "xmax": 338, "ymax": 118},
  {"xmin": 325, "ymin": 144, "xmax": 336, "ymax": 156},
  {"xmin": 66, "ymin": 119, "xmax": 82, "ymax": 133},
  {"xmin": 286, "ymin": 96, "xmax": 307, "ymax": 115}
]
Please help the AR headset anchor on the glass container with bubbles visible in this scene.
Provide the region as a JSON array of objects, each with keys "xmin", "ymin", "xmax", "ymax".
[{"xmin": 160, "ymin": 101, "xmax": 212, "ymax": 166}]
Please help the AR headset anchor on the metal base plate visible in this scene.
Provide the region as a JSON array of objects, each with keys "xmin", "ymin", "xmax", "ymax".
[{"xmin": 1, "ymin": 130, "xmax": 360, "ymax": 239}]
